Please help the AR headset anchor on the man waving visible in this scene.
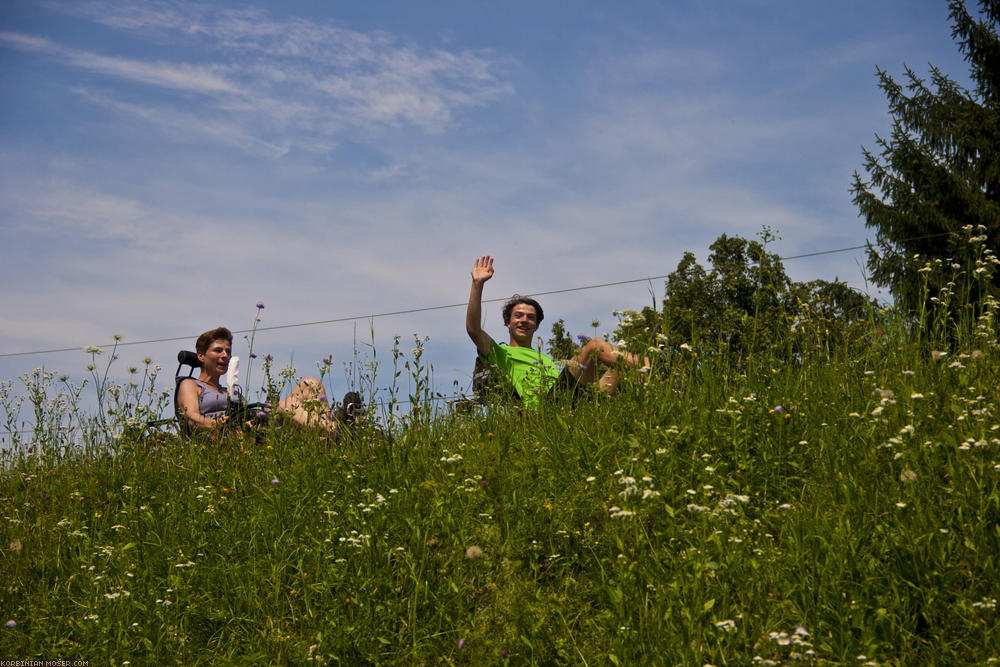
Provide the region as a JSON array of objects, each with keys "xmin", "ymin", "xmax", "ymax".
[{"xmin": 466, "ymin": 255, "xmax": 648, "ymax": 406}]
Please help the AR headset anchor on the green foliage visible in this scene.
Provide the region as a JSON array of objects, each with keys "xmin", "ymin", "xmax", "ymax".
[
  {"xmin": 851, "ymin": 0, "xmax": 1000, "ymax": 314},
  {"xmin": 623, "ymin": 230, "xmax": 878, "ymax": 365},
  {"xmin": 546, "ymin": 318, "xmax": 581, "ymax": 360}
]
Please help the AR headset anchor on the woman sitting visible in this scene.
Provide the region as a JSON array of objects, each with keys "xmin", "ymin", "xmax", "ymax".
[{"xmin": 177, "ymin": 326, "xmax": 344, "ymax": 435}]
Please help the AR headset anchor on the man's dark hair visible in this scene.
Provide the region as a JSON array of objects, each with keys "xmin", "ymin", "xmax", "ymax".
[
  {"xmin": 196, "ymin": 327, "xmax": 233, "ymax": 354},
  {"xmin": 502, "ymin": 295, "xmax": 544, "ymax": 325}
]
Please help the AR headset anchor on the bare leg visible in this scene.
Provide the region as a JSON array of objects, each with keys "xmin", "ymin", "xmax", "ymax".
[
  {"xmin": 569, "ymin": 339, "xmax": 649, "ymax": 394},
  {"xmin": 598, "ymin": 368, "xmax": 621, "ymax": 393},
  {"xmin": 278, "ymin": 377, "xmax": 339, "ymax": 435}
]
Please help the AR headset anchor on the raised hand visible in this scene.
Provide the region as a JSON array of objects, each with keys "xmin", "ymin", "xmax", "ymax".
[{"xmin": 471, "ymin": 255, "xmax": 494, "ymax": 285}]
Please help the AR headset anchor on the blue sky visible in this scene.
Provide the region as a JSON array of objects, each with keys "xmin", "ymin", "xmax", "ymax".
[{"xmin": 0, "ymin": 0, "xmax": 971, "ymax": 413}]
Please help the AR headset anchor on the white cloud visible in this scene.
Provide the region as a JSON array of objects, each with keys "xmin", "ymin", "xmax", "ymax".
[
  {"xmin": 0, "ymin": 32, "xmax": 242, "ymax": 95},
  {"xmin": 8, "ymin": 2, "xmax": 514, "ymax": 151}
]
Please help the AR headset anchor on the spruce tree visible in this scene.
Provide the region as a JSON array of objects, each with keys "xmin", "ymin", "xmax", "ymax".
[{"xmin": 851, "ymin": 0, "xmax": 1000, "ymax": 313}]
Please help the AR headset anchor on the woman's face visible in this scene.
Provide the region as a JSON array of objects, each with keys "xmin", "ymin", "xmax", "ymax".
[{"xmin": 199, "ymin": 339, "xmax": 231, "ymax": 377}]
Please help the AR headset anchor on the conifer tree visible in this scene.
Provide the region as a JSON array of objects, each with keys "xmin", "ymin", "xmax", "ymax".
[{"xmin": 851, "ymin": 0, "xmax": 1000, "ymax": 312}]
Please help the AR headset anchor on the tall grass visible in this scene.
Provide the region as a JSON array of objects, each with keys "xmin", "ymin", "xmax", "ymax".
[{"xmin": 2, "ymin": 256, "xmax": 999, "ymax": 664}]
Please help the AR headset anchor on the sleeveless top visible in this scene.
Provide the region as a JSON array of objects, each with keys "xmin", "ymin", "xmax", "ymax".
[{"xmin": 190, "ymin": 379, "xmax": 230, "ymax": 419}]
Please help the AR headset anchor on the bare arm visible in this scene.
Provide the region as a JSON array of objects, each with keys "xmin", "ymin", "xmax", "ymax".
[
  {"xmin": 177, "ymin": 378, "xmax": 228, "ymax": 431},
  {"xmin": 466, "ymin": 255, "xmax": 494, "ymax": 358}
]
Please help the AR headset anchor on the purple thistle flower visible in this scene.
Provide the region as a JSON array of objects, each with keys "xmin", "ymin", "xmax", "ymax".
[
  {"xmin": 4, "ymin": 620, "xmax": 14, "ymax": 629},
  {"xmin": 249, "ymin": 353, "xmax": 257, "ymax": 359},
  {"xmin": 577, "ymin": 334, "xmax": 588, "ymax": 342},
  {"xmin": 264, "ymin": 354, "xmax": 273, "ymax": 362},
  {"xmin": 773, "ymin": 405, "xmax": 783, "ymax": 413},
  {"xmin": 322, "ymin": 355, "xmax": 333, "ymax": 365},
  {"xmin": 458, "ymin": 638, "xmax": 465, "ymax": 649},
  {"xmin": 271, "ymin": 478, "xmax": 280, "ymax": 485},
  {"xmin": 256, "ymin": 301, "xmax": 265, "ymax": 309}
]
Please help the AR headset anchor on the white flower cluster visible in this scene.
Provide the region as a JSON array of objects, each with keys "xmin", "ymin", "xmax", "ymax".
[
  {"xmin": 439, "ymin": 451, "xmax": 463, "ymax": 464},
  {"xmin": 685, "ymin": 490, "xmax": 750, "ymax": 518},
  {"xmin": 460, "ymin": 475, "xmax": 484, "ymax": 493},
  {"xmin": 958, "ymin": 437, "xmax": 998, "ymax": 451},
  {"xmin": 606, "ymin": 469, "xmax": 661, "ymax": 519},
  {"xmin": 359, "ymin": 488, "xmax": 391, "ymax": 510},
  {"xmin": 753, "ymin": 626, "xmax": 814, "ymax": 664},
  {"xmin": 338, "ymin": 530, "xmax": 371, "ymax": 549}
]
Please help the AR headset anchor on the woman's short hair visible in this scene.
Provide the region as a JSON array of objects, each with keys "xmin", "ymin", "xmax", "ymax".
[
  {"xmin": 502, "ymin": 295, "xmax": 544, "ymax": 325},
  {"xmin": 196, "ymin": 327, "xmax": 233, "ymax": 355}
]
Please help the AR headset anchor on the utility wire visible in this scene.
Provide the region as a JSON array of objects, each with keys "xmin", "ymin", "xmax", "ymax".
[
  {"xmin": 1, "ymin": 276, "xmax": 677, "ymax": 358},
  {"xmin": 0, "ymin": 233, "xmax": 952, "ymax": 359},
  {"xmin": 778, "ymin": 232, "xmax": 951, "ymax": 260}
]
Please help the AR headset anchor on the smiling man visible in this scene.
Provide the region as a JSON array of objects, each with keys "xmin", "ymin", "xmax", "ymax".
[{"xmin": 465, "ymin": 255, "xmax": 649, "ymax": 406}]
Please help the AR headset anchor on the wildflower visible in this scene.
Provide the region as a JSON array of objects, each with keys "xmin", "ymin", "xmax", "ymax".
[
  {"xmin": 772, "ymin": 405, "xmax": 783, "ymax": 413},
  {"xmin": 322, "ymin": 355, "xmax": 332, "ymax": 365},
  {"xmin": 4, "ymin": 620, "xmax": 14, "ymax": 628},
  {"xmin": 264, "ymin": 354, "xmax": 273, "ymax": 362},
  {"xmin": 585, "ymin": 476, "xmax": 596, "ymax": 483},
  {"xmin": 714, "ymin": 619, "xmax": 737, "ymax": 632},
  {"xmin": 271, "ymin": 478, "xmax": 280, "ymax": 485},
  {"xmin": 931, "ymin": 350, "xmax": 947, "ymax": 361},
  {"xmin": 83, "ymin": 346, "xmax": 104, "ymax": 354},
  {"xmin": 249, "ymin": 353, "xmax": 257, "ymax": 359},
  {"xmin": 910, "ymin": 393, "xmax": 924, "ymax": 399},
  {"xmin": 458, "ymin": 638, "xmax": 465, "ymax": 649},
  {"xmin": 256, "ymin": 301, "xmax": 265, "ymax": 309},
  {"xmin": 577, "ymin": 334, "xmax": 588, "ymax": 342},
  {"xmin": 466, "ymin": 545, "xmax": 483, "ymax": 559},
  {"xmin": 900, "ymin": 469, "xmax": 918, "ymax": 483}
]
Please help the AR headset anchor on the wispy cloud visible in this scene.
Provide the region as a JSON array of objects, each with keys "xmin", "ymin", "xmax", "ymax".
[
  {"xmin": 6, "ymin": 2, "xmax": 512, "ymax": 154},
  {"xmin": 0, "ymin": 32, "xmax": 242, "ymax": 95}
]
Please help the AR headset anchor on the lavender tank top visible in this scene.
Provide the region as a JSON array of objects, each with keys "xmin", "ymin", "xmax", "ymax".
[{"xmin": 192, "ymin": 379, "xmax": 230, "ymax": 418}]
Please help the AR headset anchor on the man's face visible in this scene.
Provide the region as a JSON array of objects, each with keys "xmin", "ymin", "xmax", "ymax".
[{"xmin": 506, "ymin": 303, "xmax": 539, "ymax": 343}]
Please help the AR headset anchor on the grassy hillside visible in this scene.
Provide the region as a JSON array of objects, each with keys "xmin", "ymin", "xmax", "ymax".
[{"xmin": 2, "ymin": 306, "xmax": 1000, "ymax": 665}]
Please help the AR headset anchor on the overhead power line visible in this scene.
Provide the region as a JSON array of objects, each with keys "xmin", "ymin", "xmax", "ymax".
[
  {"xmin": 778, "ymin": 232, "xmax": 951, "ymax": 260},
  {"xmin": 0, "ymin": 234, "xmax": 949, "ymax": 359},
  {"xmin": 0, "ymin": 277, "xmax": 673, "ymax": 358}
]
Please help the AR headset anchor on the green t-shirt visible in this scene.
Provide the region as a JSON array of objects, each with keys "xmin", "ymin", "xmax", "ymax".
[{"xmin": 481, "ymin": 340, "xmax": 562, "ymax": 407}]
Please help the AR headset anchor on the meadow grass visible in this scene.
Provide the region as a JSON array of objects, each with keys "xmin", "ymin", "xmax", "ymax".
[{"xmin": 1, "ymin": 300, "xmax": 999, "ymax": 665}]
